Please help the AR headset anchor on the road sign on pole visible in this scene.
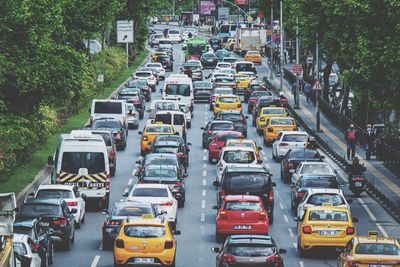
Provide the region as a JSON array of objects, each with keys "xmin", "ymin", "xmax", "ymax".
[
  {"xmin": 312, "ymin": 80, "xmax": 322, "ymax": 91},
  {"xmin": 117, "ymin": 20, "xmax": 134, "ymax": 43},
  {"xmin": 292, "ymin": 64, "xmax": 302, "ymax": 74}
]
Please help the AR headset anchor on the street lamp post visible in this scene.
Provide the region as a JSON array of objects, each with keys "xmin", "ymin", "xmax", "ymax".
[
  {"xmin": 269, "ymin": 3, "xmax": 273, "ymax": 79},
  {"xmin": 279, "ymin": 0, "xmax": 283, "ymax": 92},
  {"xmin": 294, "ymin": 16, "xmax": 300, "ymax": 109},
  {"xmin": 316, "ymin": 32, "xmax": 321, "ymax": 132}
]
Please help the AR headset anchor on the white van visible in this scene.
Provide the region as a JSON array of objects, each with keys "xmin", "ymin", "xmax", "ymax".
[
  {"xmin": 147, "ymin": 100, "xmax": 180, "ymax": 123},
  {"xmin": 162, "ymin": 76, "xmax": 194, "ymax": 112},
  {"xmin": 153, "ymin": 111, "xmax": 187, "ymax": 141},
  {"xmin": 167, "ymin": 29, "xmax": 181, "ymax": 43},
  {"xmin": 47, "ymin": 130, "xmax": 110, "ymax": 209},
  {"xmin": 90, "ymin": 99, "xmax": 127, "ymax": 127}
]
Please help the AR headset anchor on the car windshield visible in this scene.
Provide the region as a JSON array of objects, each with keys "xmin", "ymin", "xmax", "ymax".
[
  {"xmin": 282, "ymin": 134, "xmax": 308, "ymax": 142},
  {"xmin": 19, "ymin": 204, "xmax": 62, "ymax": 218},
  {"xmin": 260, "ymin": 99, "xmax": 280, "ymax": 107},
  {"xmin": 147, "ymin": 158, "xmax": 178, "ymax": 166},
  {"xmin": 113, "ymin": 206, "xmax": 152, "ymax": 217},
  {"xmin": 355, "ymin": 243, "xmax": 400, "ymax": 255},
  {"xmin": 129, "ymin": 80, "xmax": 147, "ymax": 87},
  {"xmin": 307, "ymin": 193, "xmax": 345, "ymax": 206},
  {"xmin": 228, "ymin": 245, "xmax": 275, "ymax": 257},
  {"xmin": 223, "ymin": 151, "xmax": 255, "ymax": 163},
  {"xmin": 226, "ymin": 173, "xmax": 267, "ymax": 191},
  {"xmin": 219, "ymin": 97, "xmax": 237, "ymax": 103},
  {"xmin": 194, "ymin": 81, "xmax": 212, "ymax": 88},
  {"xmin": 61, "ymin": 152, "xmax": 105, "ymax": 174},
  {"xmin": 94, "ymin": 102, "xmax": 122, "ymax": 114},
  {"xmin": 145, "ymin": 126, "xmax": 172, "ymax": 133},
  {"xmin": 301, "ymin": 164, "xmax": 333, "ymax": 175},
  {"xmin": 211, "ymin": 123, "xmax": 234, "ymax": 130},
  {"xmin": 301, "ymin": 177, "xmax": 338, "ymax": 188},
  {"xmin": 308, "ymin": 210, "xmax": 348, "ymax": 221},
  {"xmin": 92, "ymin": 120, "xmax": 120, "ymax": 129},
  {"xmin": 218, "ymin": 63, "xmax": 231, "ymax": 68},
  {"xmin": 270, "ymin": 118, "xmax": 294, "ymax": 125},
  {"xmin": 224, "ymin": 201, "xmax": 262, "ymax": 211},
  {"xmin": 131, "ymin": 188, "xmax": 169, "ymax": 197},
  {"xmin": 147, "ymin": 64, "xmax": 161, "ymax": 68},
  {"xmin": 290, "ymin": 150, "xmax": 320, "ymax": 158},
  {"xmin": 221, "ymin": 114, "xmax": 242, "ymax": 121},
  {"xmin": 145, "ymin": 168, "xmax": 177, "ymax": 178},
  {"xmin": 36, "ymin": 189, "xmax": 73, "ymax": 199},
  {"xmin": 124, "ymin": 225, "xmax": 166, "ymax": 238},
  {"xmin": 135, "ymin": 72, "xmax": 151, "ymax": 77},
  {"xmin": 165, "ymin": 84, "xmax": 191, "ymax": 97},
  {"xmin": 262, "ymin": 109, "xmax": 285, "ymax": 115}
]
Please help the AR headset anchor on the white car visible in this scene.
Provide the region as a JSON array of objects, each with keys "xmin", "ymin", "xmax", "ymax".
[
  {"xmin": 272, "ymin": 131, "xmax": 309, "ymax": 160},
  {"xmin": 207, "ymin": 72, "xmax": 231, "ymax": 83},
  {"xmin": 216, "ymin": 147, "xmax": 261, "ymax": 183},
  {"xmin": 291, "ymin": 162, "xmax": 336, "ymax": 185},
  {"xmin": 222, "ymin": 57, "xmax": 238, "ymax": 66},
  {"xmin": 32, "ymin": 184, "xmax": 86, "ymax": 227},
  {"xmin": 296, "ymin": 188, "xmax": 350, "ymax": 218},
  {"xmin": 215, "ymin": 62, "xmax": 233, "ymax": 72},
  {"xmin": 146, "ymin": 62, "xmax": 166, "ymax": 80},
  {"xmin": 185, "ymin": 27, "xmax": 198, "ymax": 37},
  {"xmin": 167, "ymin": 29, "xmax": 181, "ymax": 43},
  {"xmin": 125, "ymin": 184, "xmax": 178, "ymax": 228},
  {"xmin": 133, "ymin": 71, "xmax": 157, "ymax": 91},
  {"xmin": 13, "ymin": 234, "xmax": 42, "ymax": 267},
  {"xmin": 149, "ymin": 33, "xmax": 164, "ymax": 47}
]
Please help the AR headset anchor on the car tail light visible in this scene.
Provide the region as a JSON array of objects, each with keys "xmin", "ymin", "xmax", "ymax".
[
  {"xmin": 175, "ymin": 181, "xmax": 183, "ymax": 187},
  {"xmin": 297, "ymin": 191, "xmax": 305, "ymax": 199},
  {"xmin": 161, "ymin": 201, "xmax": 173, "ymax": 206},
  {"xmin": 218, "ymin": 211, "xmax": 227, "ymax": 219},
  {"xmin": 302, "ymin": 226, "xmax": 312, "ymax": 234},
  {"xmin": 105, "ymin": 220, "xmax": 121, "ymax": 226},
  {"xmin": 52, "ymin": 218, "xmax": 67, "ymax": 225},
  {"xmin": 238, "ymin": 104, "xmax": 242, "ymax": 108},
  {"xmin": 258, "ymin": 212, "xmax": 267, "ymax": 220},
  {"xmin": 279, "ymin": 142, "xmax": 289, "ymax": 146},
  {"xmin": 269, "ymin": 191, "xmax": 274, "ymax": 202},
  {"xmin": 347, "ymin": 260, "xmax": 360, "ymax": 267},
  {"xmin": 142, "ymin": 136, "xmax": 148, "ymax": 141},
  {"xmin": 265, "ymin": 254, "xmax": 280, "ymax": 263},
  {"xmin": 346, "ymin": 227, "xmax": 355, "ymax": 235},
  {"xmin": 106, "ymin": 174, "xmax": 110, "ymax": 190},
  {"xmin": 33, "ymin": 243, "xmax": 41, "ymax": 250},
  {"xmin": 208, "ymin": 130, "xmax": 212, "ymax": 134},
  {"xmin": 115, "ymin": 239, "xmax": 124, "ymax": 248},
  {"xmin": 221, "ymin": 252, "xmax": 236, "ymax": 263},
  {"xmin": 164, "ymin": 240, "xmax": 174, "ymax": 249},
  {"xmin": 260, "ymin": 117, "xmax": 265, "ymax": 121},
  {"xmin": 67, "ymin": 201, "xmax": 77, "ymax": 206}
]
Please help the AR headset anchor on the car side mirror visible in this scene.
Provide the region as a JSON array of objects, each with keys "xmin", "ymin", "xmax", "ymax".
[
  {"xmin": 187, "ymin": 142, "xmax": 192, "ymax": 146},
  {"xmin": 213, "ymin": 181, "xmax": 220, "ymax": 186},
  {"xmin": 174, "ymin": 230, "xmax": 181, "ymax": 235},
  {"xmin": 122, "ymin": 191, "xmax": 129, "ymax": 197},
  {"xmin": 294, "ymin": 217, "xmax": 300, "ymax": 222},
  {"xmin": 47, "ymin": 156, "xmax": 54, "ymax": 165},
  {"xmin": 138, "ymin": 131, "xmax": 143, "ymax": 135},
  {"xmin": 212, "ymin": 205, "xmax": 219, "ymax": 210},
  {"xmin": 70, "ymin": 208, "xmax": 78, "ymax": 214},
  {"xmin": 278, "ymin": 248, "xmax": 287, "ymax": 254},
  {"xmin": 28, "ymin": 192, "xmax": 35, "ymax": 197},
  {"xmin": 352, "ymin": 217, "xmax": 359, "ymax": 223},
  {"xmin": 272, "ymin": 182, "xmax": 276, "ymax": 187},
  {"xmin": 211, "ymin": 247, "xmax": 221, "ymax": 253},
  {"xmin": 201, "ymin": 127, "xmax": 205, "ymax": 130}
]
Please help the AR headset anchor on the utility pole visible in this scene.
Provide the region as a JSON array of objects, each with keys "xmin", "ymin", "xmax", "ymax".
[
  {"xmin": 279, "ymin": 0, "xmax": 283, "ymax": 92},
  {"xmin": 294, "ymin": 16, "xmax": 300, "ymax": 109},
  {"xmin": 269, "ymin": 3, "xmax": 273, "ymax": 79},
  {"xmin": 316, "ymin": 32, "xmax": 321, "ymax": 132},
  {"xmin": 173, "ymin": 0, "xmax": 176, "ymax": 17}
]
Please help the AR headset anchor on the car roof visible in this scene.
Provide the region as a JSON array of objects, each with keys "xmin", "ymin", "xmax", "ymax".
[
  {"xmin": 307, "ymin": 204, "xmax": 350, "ymax": 212},
  {"xmin": 228, "ymin": 235, "xmax": 274, "ymax": 245},
  {"xmin": 300, "ymin": 161, "xmax": 330, "ymax": 166},
  {"xmin": 225, "ymin": 166, "xmax": 268, "ymax": 173},
  {"xmin": 37, "ymin": 184, "xmax": 74, "ymax": 191},
  {"xmin": 280, "ymin": 131, "xmax": 308, "ymax": 135},
  {"xmin": 355, "ymin": 235, "xmax": 399, "ymax": 245},
  {"xmin": 210, "ymin": 120, "xmax": 234, "ymax": 124},
  {"xmin": 306, "ymin": 188, "xmax": 342, "ymax": 194},
  {"xmin": 224, "ymin": 195, "xmax": 261, "ymax": 202},
  {"xmin": 24, "ymin": 197, "xmax": 63, "ymax": 205}
]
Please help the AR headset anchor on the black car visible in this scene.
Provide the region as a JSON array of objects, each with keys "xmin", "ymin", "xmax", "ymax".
[
  {"xmin": 290, "ymin": 175, "xmax": 340, "ymax": 213},
  {"xmin": 214, "ymin": 110, "xmax": 248, "ymax": 137},
  {"xmin": 127, "ymin": 79, "xmax": 151, "ymax": 100},
  {"xmin": 102, "ymin": 201, "xmax": 162, "ymax": 250},
  {"xmin": 91, "ymin": 118, "xmax": 127, "ymax": 150},
  {"xmin": 17, "ymin": 198, "xmax": 76, "ymax": 250},
  {"xmin": 214, "ymin": 166, "xmax": 276, "ymax": 223},
  {"xmin": 135, "ymin": 153, "xmax": 184, "ymax": 177},
  {"xmin": 156, "ymin": 55, "xmax": 173, "ymax": 71},
  {"xmin": 201, "ymin": 120, "xmax": 235, "ymax": 148},
  {"xmin": 200, "ymin": 52, "xmax": 218, "ymax": 68},
  {"xmin": 117, "ymin": 88, "xmax": 146, "ymax": 118},
  {"xmin": 193, "ymin": 81, "xmax": 213, "ymax": 102},
  {"xmin": 212, "ymin": 235, "xmax": 286, "ymax": 267},
  {"xmin": 247, "ymin": 91, "xmax": 274, "ymax": 113},
  {"xmin": 14, "ymin": 219, "xmax": 54, "ymax": 267},
  {"xmin": 138, "ymin": 164, "xmax": 186, "ymax": 207},
  {"xmin": 209, "ymin": 38, "xmax": 222, "ymax": 51},
  {"xmin": 151, "ymin": 135, "xmax": 191, "ymax": 168},
  {"xmin": 280, "ymin": 148, "xmax": 324, "ymax": 183},
  {"xmin": 244, "ymin": 80, "xmax": 267, "ymax": 102}
]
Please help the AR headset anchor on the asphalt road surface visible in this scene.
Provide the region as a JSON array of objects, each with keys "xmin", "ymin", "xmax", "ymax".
[{"xmin": 49, "ymin": 25, "xmax": 400, "ymax": 267}]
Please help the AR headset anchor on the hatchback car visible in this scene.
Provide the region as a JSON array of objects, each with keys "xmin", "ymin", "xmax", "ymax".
[
  {"xmin": 208, "ymin": 131, "xmax": 244, "ymax": 164},
  {"xmin": 193, "ymin": 81, "xmax": 213, "ymax": 103},
  {"xmin": 272, "ymin": 131, "xmax": 309, "ymax": 161},
  {"xmin": 214, "ymin": 95, "xmax": 242, "ymax": 115}
]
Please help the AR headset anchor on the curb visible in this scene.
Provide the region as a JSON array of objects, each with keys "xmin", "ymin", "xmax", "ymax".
[{"xmin": 15, "ymin": 50, "xmax": 151, "ymax": 205}]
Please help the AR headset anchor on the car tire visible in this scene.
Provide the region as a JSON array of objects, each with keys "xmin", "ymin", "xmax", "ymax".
[
  {"xmin": 102, "ymin": 238, "xmax": 111, "ymax": 250},
  {"xmin": 113, "ymin": 258, "xmax": 123, "ymax": 267},
  {"xmin": 178, "ymin": 199, "xmax": 185, "ymax": 208},
  {"xmin": 111, "ymin": 166, "xmax": 116, "ymax": 177},
  {"xmin": 298, "ymin": 239, "xmax": 306, "ymax": 258},
  {"xmin": 252, "ymin": 118, "xmax": 256, "ymax": 127},
  {"xmin": 272, "ymin": 151, "xmax": 277, "ymax": 162},
  {"xmin": 216, "ymin": 233, "xmax": 224, "ymax": 243},
  {"xmin": 71, "ymin": 230, "xmax": 75, "ymax": 244}
]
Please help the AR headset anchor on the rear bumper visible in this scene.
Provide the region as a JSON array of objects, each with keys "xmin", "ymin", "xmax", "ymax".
[
  {"xmin": 114, "ymin": 248, "xmax": 176, "ymax": 266},
  {"xmin": 300, "ymin": 235, "xmax": 353, "ymax": 250},
  {"xmin": 216, "ymin": 221, "xmax": 269, "ymax": 235}
]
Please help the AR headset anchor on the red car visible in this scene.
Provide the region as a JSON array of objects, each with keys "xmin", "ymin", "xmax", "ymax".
[
  {"xmin": 208, "ymin": 131, "xmax": 244, "ymax": 164},
  {"xmin": 213, "ymin": 195, "xmax": 269, "ymax": 242}
]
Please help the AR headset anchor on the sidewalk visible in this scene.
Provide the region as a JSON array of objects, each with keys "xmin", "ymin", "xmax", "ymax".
[{"xmin": 268, "ymin": 62, "xmax": 400, "ymax": 205}]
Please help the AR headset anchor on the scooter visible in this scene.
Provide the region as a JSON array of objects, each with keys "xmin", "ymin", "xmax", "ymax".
[{"xmin": 349, "ymin": 174, "xmax": 368, "ymax": 196}]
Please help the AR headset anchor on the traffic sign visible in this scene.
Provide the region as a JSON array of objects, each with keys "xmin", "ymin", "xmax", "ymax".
[
  {"xmin": 292, "ymin": 64, "xmax": 302, "ymax": 74},
  {"xmin": 312, "ymin": 80, "xmax": 322, "ymax": 91},
  {"xmin": 117, "ymin": 20, "xmax": 134, "ymax": 43},
  {"xmin": 247, "ymin": 16, "xmax": 253, "ymax": 22}
]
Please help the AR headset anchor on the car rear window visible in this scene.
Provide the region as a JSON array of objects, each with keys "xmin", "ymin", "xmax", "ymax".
[
  {"xmin": 223, "ymin": 151, "xmax": 255, "ymax": 163},
  {"xmin": 93, "ymin": 132, "xmax": 112, "ymax": 146},
  {"xmin": 290, "ymin": 150, "xmax": 319, "ymax": 158},
  {"xmin": 308, "ymin": 210, "xmax": 348, "ymax": 221},
  {"xmin": 214, "ymin": 88, "xmax": 233, "ymax": 95},
  {"xmin": 36, "ymin": 189, "xmax": 74, "ymax": 199},
  {"xmin": 307, "ymin": 194, "xmax": 345, "ymax": 206},
  {"xmin": 219, "ymin": 97, "xmax": 238, "ymax": 103},
  {"xmin": 218, "ymin": 63, "xmax": 231, "ymax": 68},
  {"xmin": 218, "ymin": 133, "xmax": 242, "ymax": 142},
  {"xmin": 153, "ymin": 147, "xmax": 179, "ymax": 154},
  {"xmin": 225, "ymin": 173, "xmax": 267, "ymax": 191},
  {"xmin": 262, "ymin": 109, "xmax": 285, "ymax": 115},
  {"xmin": 211, "ymin": 123, "xmax": 234, "ymax": 130},
  {"xmin": 124, "ymin": 225, "xmax": 166, "ymax": 238},
  {"xmin": 131, "ymin": 188, "xmax": 169, "ymax": 197},
  {"xmin": 145, "ymin": 168, "xmax": 177, "ymax": 178},
  {"xmin": 94, "ymin": 102, "xmax": 122, "ymax": 114},
  {"xmin": 61, "ymin": 152, "xmax": 105, "ymax": 174},
  {"xmin": 135, "ymin": 72, "xmax": 151, "ymax": 77},
  {"xmin": 92, "ymin": 120, "xmax": 120, "ymax": 129},
  {"xmin": 113, "ymin": 206, "xmax": 152, "ymax": 217},
  {"xmin": 355, "ymin": 243, "xmax": 400, "ymax": 255},
  {"xmin": 146, "ymin": 126, "xmax": 172, "ymax": 133},
  {"xmin": 221, "ymin": 114, "xmax": 242, "ymax": 121},
  {"xmin": 19, "ymin": 204, "xmax": 62, "ymax": 218},
  {"xmin": 282, "ymin": 134, "xmax": 308, "ymax": 142},
  {"xmin": 301, "ymin": 164, "xmax": 333, "ymax": 175},
  {"xmin": 224, "ymin": 201, "xmax": 262, "ymax": 211},
  {"xmin": 301, "ymin": 177, "xmax": 338, "ymax": 188},
  {"xmin": 270, "ymin": 118, "xmax": 294, "ymax": 125},
  {"xmin": 154, "ymin": 114, "xmax": 172, "ymax": 125},
  {"xmin": 228, "ymin": 244, "xmax": 275, "ymax": 257}
]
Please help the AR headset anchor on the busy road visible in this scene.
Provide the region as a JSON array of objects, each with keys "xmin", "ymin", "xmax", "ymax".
[{"xmin": 35, "ymin": 25, "xmax": 400, "ymax": 267}]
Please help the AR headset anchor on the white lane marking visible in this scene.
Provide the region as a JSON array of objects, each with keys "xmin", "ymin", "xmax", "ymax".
[
  {"xmin": 203, "ymin": 155, "xmax": 207, "ymax": 161},
  {"xmin": 202, "ymin": 189, "xmax": 206, "ymax": 197},
  {"xmin": 201, "ymin": 200, "xmax": 206, "ymax": 208},
  {"xmin": 283, "ymin": 215, "xmax": 289, "ymax": 223},
  {"xmin": 293, "ymin": 242, "xmax": 297, "ymax": 250},
  {"xmin": 299, "ymin": 261, "xmax": 305, "ymax": 267},
  {"xmin": 263, "ymin": 156, "xmax": 268, "ymax": 161},
  {"xmin": 288, "ymin": 228, "xmax": 294, "ymax": 237},
  {"xmin": 200, "ymin": 213, "xmax": 205, "ymax": 222},
  {"xmin": 90, "ymin": 255, "xmax": 100, "ymax": 267},
  {"xmin": 203, "ymin": 149, "xmax": 207, "ymax": 153},
  {"xmin": 202, "ymin": 170, "xmax": 207, "ymax": 176},
  {"xmin": 279, "ymin": 202, "xmax": 284, "ymax": 210},
  {"xmin": 128, "ymin": 178, "xmax": 133, "ymax": 186},
  {"xmin": 203, "ymin": 179, "xmax": 207, "ymax": 186},
  {"xmin": 203, "ymin": 163, "xmax": 207, "ymax": 168},
  {"xmin": 200, "ymin": 225, "xmax": 205, "ymax": 234},
  {"xmin": 358, "ymin": 198, "xmax": 377, "ymax": 221},
  {"xmin": 98, "ymin": 242, "xmax": 103, "ymax": 251},
  {"xmin": 376, "ymin": 223, "xmax": 389, "ymax": 237}
]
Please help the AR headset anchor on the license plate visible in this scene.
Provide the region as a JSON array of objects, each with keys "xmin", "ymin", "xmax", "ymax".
[
  {"xmin": 319, "ymin": 230, "xmax": 336, "ymax": 235},
  {"xmin": 234, "ymin": 225, "xmax": 251, "ymax": 230},
  {"xmin": 40, "ymin": 222, "xmax": 49, "ymax": 227},
  {"xmin": 134, "ymin": 258, "xmax": 154, "ymax": 264},
  {"xmin": 355, "ymin": 182, "xmax": 362, "ymax": 187}
]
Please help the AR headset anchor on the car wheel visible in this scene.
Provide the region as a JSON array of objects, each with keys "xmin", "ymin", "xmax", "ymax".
[
  {"xmin": 178, "ymin": 199, "xmax": 185, "ymax": 208},
  {"xmin": 41, "ymin": 252, "xmax": 49, "ymax": 267},
  {"xmin": 216, "ymin": 233, "xmax": 224, "ymax": 243},
  {"xmin": 71, "ymin": 230, "xmax": 75, "ymax": 244},
  {"xmin": 272, "ymin": 150, "xmax": 277, "ymax": 162},
  {"xmin": 102, "ymin": 238, "xmax": 111, "ymax": 250},
  {"xmin": 252, "ymin": 118, "xmax": 256, "ymax": 127},
  {"xmin": 81, "ymin": 213, "xmax": 85, "ymax": 224},
  {"xmin": 111, "ymin": 166, "xmax": 116, "ymax": 177},
  {"xmin": 298, "ymin": 239, "xmax": 306, "ymax": 257},
  {"xmin": 269, "ymin": 214, "xmax": 274, "ymax": 224}
]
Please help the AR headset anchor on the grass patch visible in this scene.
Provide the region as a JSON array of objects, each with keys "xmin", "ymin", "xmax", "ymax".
[{"xmin": 0, "ymin": 49, "xmax": 148, "ymax": 194}]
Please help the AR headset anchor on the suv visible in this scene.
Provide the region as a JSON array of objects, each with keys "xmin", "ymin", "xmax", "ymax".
[
  {"xmin": 17, "ymin": 198, "xmax": 76, "ymax": 250},
  {"xmin": 214, "ymin": 166, "xmax": 276, "ymax": 223}
]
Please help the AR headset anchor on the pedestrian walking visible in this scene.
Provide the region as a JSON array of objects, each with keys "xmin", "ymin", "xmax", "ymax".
[
  {"xmin": 363, "ymin": 124, "xmax": 375, "ymax": 160},
  {"xmin": 345, "ymin": 124, "xmax": 357, "ymax": 161},
  {"xmin": 304, "ymin": 80, "xmax": 312, "ymax": 104}
]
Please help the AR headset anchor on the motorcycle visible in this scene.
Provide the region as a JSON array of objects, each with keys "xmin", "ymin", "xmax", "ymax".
[{"xmin": 349, "ymin": 174, "xmax": 368, "ymax": 196}]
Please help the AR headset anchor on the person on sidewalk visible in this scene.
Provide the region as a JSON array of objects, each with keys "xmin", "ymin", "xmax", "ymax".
[
  {"xmin": 345, "ymin": 124, "xmax": 357, "ymax": 161},
  {"xmin": 304, "ymin": 80, "xmax": 312, "ymax": 104},
  {"xmin": 363, "ymin": 124, "xmax": 376, "ymax": 160}
]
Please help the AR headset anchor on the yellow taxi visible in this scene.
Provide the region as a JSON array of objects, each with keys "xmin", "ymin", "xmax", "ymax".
[
  {"xmin": 263, "ymin": 117, "xmax": 297, "ymax": 146},
  {"xmin": 224, "ymin": 139, "xmax": 263, "ymax": 162},
  {"xmin": 139, "ymin": 123, "xmax": 175, "ymax": 155},
  {"xmin": 244, "ymin": 50, "xmax": 263, "ymax": 64},
  {"xmin": 113, "ymin": 215, "xmax": 180, "ymax": 267},
  {"xmin": 234, "ymin": 73, "xmax": 254, "ymax": 93},
  {"xmin": 256, "ymin": 107, "xmax": 288, "ymax": 135},
  {"xmin": 214, "ymin": 95, "xmax": 242, "ymax": 114},
  {"xmin": 337, "ymin": 231, "xmax": 400, "ymax": 267},
  {"xmin": 151, "ymin": 51, "xmax": 167, "ymax": 62},
  {"xmin": 296, "ymin": 204, "xmax": 357, "ymax": 257}
]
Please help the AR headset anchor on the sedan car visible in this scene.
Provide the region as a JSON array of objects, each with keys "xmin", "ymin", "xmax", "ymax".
[
  {"xmin": 291, "ymin": 162, "xmax": 336, "ymax": 185},
  {"xmin": 201, "ymin": 120, "xmax": 235, "ymax": 148},
  {"xmin": 272, "ymin": 131, "xmax": 309, "ymax": 161},
  {"xmin": 215, "ymin": 62, "xmax": 233, "ymax": 72},
  {"xmin": 193, "ymin": 81, "xmax": 213, "ymax": 103},
  {"xmin": 200, "ymin": 52, "xmax": 218, "ymax": 68},
  {"xmin": 146, "ymin": 62, "xmax": 165, "ymax": 80},
  {"xmin": 214, "ymin": 110, "xmax": 248, "ymax": 137},
  {"xmin": 133, "ymin": 71, "xmax": 157, "ymax": 91},
  {"xmin": 211, "ymin": 235, "xmax": 286, "ymax": 267}
]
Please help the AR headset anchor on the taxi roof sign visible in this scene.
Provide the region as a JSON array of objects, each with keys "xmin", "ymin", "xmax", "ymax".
[
  {"xmin": 368, "ymin": 230, "xmax": 379, "ymax": 237},
  {"xmin": 322, "ymin": 202, "xmax": 333, "ymax": 207},
  {"xmin": 142, "ymin": 214, "xmax": 154, "ymax": 219}
]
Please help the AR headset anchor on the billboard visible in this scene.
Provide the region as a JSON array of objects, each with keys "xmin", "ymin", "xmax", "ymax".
[
  {"xmin": 200, "ymin": 1, "xmax": 216, "ymax": 15},
  {"xmin": 235, "ymin": 0, "xmax": 249, "ymax": 5},
  {"xmin": 218, "ymin": 7, "xmax": 229, "ymax": 20}
]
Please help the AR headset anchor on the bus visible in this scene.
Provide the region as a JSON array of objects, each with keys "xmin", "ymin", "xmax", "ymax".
[
  {"xmin": 218, "ymin": 24, "xmax": 237, "ymax": 38},
  {"xmin": 185, "ymin": 37, "xmax": 208, "ymax": 61}
]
